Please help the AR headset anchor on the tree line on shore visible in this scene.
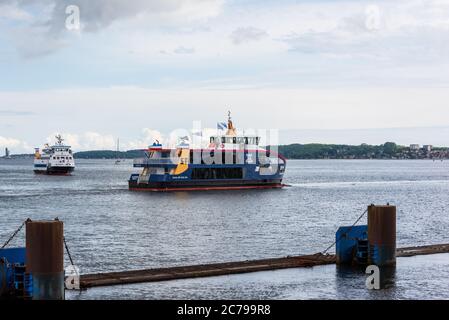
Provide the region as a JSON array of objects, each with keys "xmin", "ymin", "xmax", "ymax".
[{"xmin": 70, "ymin": 142, "xmax": 448, "ymax": 160}]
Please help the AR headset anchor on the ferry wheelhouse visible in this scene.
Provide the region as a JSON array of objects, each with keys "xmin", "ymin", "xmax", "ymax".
[
  {"xmin": 34, "ymin": 135, "xmax": 75, "ymax": 175},
  {"xmin": 129, "ymin": 115, "xmax": 286, "ymax": 191}
]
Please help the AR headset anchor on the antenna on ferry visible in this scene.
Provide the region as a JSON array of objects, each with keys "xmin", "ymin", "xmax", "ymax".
[{"xmin": 55, "ymin": 134, "xmax": 63, "ymax": 145}]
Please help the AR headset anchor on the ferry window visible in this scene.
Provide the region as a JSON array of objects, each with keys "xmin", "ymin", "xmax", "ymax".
[
  {"xmin": 221, "ymin": 137, "xmax": 226, "ymax": 143},
  {"xmin": 245, "ymin": 137, "xmax": 248, "ymax": 144},
  {"xmin": 256, "ymin": 137, "xmax": 260, "ymax": 145},
  {"xmin": 210, "ymin": 137, "xmax": 215, "ymax": 143},
  {"xmin": 232, "ymin": 137, "xmax": 237, "ymax": 144},
  {"xmin": 191, "ymin": 168, "xmax": 243, "ymax": 180}
]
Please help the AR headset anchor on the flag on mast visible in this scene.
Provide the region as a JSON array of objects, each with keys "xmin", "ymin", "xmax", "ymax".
[{"xmin": 217, "ymin": 122, "xmax": 227, "ymax": 130}]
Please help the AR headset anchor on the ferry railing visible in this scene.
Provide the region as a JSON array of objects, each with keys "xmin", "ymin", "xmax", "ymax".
[{"xmin": 133, "ymin": 158, "xmax": 178, "ymax": 166}]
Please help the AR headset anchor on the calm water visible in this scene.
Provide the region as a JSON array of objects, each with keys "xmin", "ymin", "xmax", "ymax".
[{"xmin": 1, "ymin": 158, "xmax": 449, "ymax": 300}]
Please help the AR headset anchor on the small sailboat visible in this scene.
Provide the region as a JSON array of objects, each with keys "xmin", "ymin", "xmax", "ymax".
[{"xmin": 115, "ymin": 138, "xmax": 121, "ymax": 165}]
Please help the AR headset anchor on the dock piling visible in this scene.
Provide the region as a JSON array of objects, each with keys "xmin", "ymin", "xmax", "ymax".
[
  {"xmin": 26, "ymin": 219, "xmax": 64, "ymax": 300},
  {"xmin": 368, "ymin": 205, "xmax": 396, "ymax": 267}
]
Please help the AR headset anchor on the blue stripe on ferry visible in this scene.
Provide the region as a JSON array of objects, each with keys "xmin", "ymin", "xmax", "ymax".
[{"xmin": 34, "ymin": 164, "xmax": 47, "ymax": 168}]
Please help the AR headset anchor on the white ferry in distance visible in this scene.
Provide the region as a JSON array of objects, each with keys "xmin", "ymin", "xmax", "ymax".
[{"xmin": 34, "ymin": 135, "xmax": 75, "ymax": 175}]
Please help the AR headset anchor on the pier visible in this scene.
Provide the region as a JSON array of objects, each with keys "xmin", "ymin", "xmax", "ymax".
[
  {"xmin": 79, "ymin": 243, "xmax": 449, "ymax": 289},
  {"xmin": 4, "ymin": 206, "xmax": 449, "ymax": 298}
]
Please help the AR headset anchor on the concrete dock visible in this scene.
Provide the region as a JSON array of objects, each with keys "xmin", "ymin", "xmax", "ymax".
[{"xmin": 79, "ymin": 243, "xmax": 449, "ymax": 289}]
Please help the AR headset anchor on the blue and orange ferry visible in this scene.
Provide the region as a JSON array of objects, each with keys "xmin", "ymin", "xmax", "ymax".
[{"xmin": 129, "ymin": 114, "xmax": 286, "ymax": 191}]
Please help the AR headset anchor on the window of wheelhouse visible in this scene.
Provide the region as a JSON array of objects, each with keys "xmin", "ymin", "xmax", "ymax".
[{"xmin": 191, "ymin": 167, "xmax": 243, "ymax": 180}]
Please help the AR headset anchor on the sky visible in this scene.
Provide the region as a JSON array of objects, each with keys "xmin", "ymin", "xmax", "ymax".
[{"xmin": 1, "ymin": 0, "xmax": 449, "ymax": 152}]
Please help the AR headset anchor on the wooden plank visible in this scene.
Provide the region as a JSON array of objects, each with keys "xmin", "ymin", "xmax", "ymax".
[
  {"xmin": 80, "ymin": 254, "xmax": 336, "ymax": 288},
  {"xmin": 396, "ymin": 243, "xmax": 449, "ymax": 257},
  {"xmin": 79, "ymin": 243, "xmax": 449, "ymax": 289}
]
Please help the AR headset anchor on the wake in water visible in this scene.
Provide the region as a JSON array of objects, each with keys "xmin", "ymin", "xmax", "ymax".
[{"xmin": 289, "ymin": 179, "xmax": 449, "ymax": 188}]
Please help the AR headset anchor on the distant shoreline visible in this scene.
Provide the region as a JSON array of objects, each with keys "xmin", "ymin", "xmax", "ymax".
[{"xmin": 2, "ymin": 142, "xmax": 448, "ymax": 160}]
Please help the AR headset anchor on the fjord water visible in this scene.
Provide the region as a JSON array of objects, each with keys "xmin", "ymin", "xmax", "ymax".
[{"xmin": 1, "ymin": 158, "xmax": 449, "ymax": 299}]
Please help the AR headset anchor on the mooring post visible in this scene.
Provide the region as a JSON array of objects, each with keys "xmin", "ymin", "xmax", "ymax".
[
  {"xmin": 25, "ymin": 219, "xmax": 64, "ymax": 300},
  {"xmin": 368, "ymin": 204, "xmax": 396, "ymax": 267}
]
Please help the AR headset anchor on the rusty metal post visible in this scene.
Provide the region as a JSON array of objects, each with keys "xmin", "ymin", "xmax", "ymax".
[
  {"xmin": 26, "ymin": 220, "xmax": 64, "ymax": 300},
  {"xmin": 368, "ymin": 205, "xmax": 396, "ymax": 267}
]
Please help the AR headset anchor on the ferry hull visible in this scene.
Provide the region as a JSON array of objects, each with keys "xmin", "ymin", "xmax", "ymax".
[
  {"xmin": 34, "ymin": 166, "xmax": 75, "ymax": 175},
  {"xmin": 128, "ymin": 179, "xmax": 284, "ymax": 192}
]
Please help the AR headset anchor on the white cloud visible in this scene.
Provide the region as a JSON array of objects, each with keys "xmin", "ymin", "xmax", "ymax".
[
  {"xmin": 4, "ymin": 85, "xmax": 449, "ymax": 135},
  {"xmin": 173, "ymin": 46, "xmax": 195, "ymax": 54},
  {"xmin": 0, "ymin": 136, "xmax": 31, "ymax": 153},
  {"xmin": 230, "ymin": 27, "xmax": 268, "ymax": 45},
  {"xmin": 125, "ymin": 128, "xmax": 164, "ymax": 150},
  {"xmin": 0, "ymin": 0, "xmax": 224, "ymax": 58},
  {"xmin": 3, "ymin": 0, "xmax": 449, "ymax": 65},
  {"xmin": 0, "ymin": 136, "xmax": 21, "ymax": 148},
  {"xmin": 0, "ymin": 3, "xmax": 32, "ymax": 21},
  {"xmin": 83, "ymin": 132, "xmax": 115, "ymax": 150},
  {"xmin": 44, "ymin": 132, "xmax": 115, "ymax": 151},
  {"xmin": 272, "ymin": 0, "xmax": 449, "ymax": 64},
  {"xmin": 46, "ymin": 132, "xmax": 82, "ymax": 149}
]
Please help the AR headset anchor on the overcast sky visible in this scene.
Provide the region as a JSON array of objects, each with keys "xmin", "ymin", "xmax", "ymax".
[{"xmin": 1, "ymin": 0, "xmax": 449, "ymax": 152}]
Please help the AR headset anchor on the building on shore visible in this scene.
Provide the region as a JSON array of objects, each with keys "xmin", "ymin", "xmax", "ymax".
[{"xmin": 3, "ymin": 147, "xmax": 11, "ymax": 159}]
